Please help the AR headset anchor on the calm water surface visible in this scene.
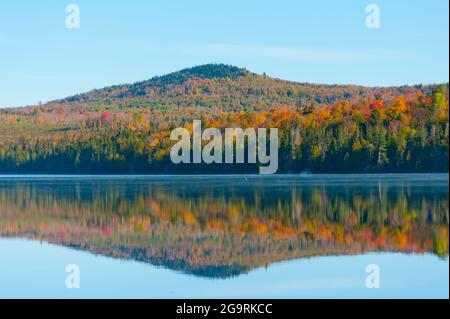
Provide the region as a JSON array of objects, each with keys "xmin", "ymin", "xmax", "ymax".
[{"xmin": 0, "ymin": 174, "xmax": 448, "ymax": 298}]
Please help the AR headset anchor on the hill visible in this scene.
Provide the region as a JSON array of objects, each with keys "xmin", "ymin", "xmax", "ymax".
[
  {"xmin": 47, "ymin": 64, "xmax": 440, "ymax": 112},
  {"xmin": 0, "ymin": 64, "xmax": 448, "ymax": 174}
]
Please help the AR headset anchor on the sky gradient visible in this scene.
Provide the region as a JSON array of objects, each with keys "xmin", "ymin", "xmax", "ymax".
[{"xmin": 0, "ymin": 0, "xmax": 448, "ymax": 107}]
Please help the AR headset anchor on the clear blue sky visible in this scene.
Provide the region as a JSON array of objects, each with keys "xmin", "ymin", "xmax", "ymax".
[{"xmin": 0, "ymin": 0, "xmax": 448, "ymax": 108}]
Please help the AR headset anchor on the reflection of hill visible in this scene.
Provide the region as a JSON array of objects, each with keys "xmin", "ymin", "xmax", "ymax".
[{"xmin": 0, "ymin": 177, "xmax": 448, "ymax": 278}]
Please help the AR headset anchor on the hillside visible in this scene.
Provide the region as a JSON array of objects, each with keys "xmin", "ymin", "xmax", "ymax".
[
  {"xmin": 0, "ymin": 64, "xmax": 448, "ymax": 174},
  {"xmin": 48, "ymin": 64, "xmax": 441, "ymax": 111}
]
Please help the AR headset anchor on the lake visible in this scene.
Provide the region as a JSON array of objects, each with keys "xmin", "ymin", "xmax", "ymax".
[{"xmin": 0, "ymin": 174, "xmax": 448, "ymax": 298}]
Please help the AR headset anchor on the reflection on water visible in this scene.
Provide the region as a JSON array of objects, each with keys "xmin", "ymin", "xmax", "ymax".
[{"xmin": 0, "ymin": 174, "xmax": 448, "ymax": 279}]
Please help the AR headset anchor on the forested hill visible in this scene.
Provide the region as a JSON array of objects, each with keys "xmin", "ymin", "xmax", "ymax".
[
  {"xmin": 0, "ymin": 64, "xmax": 448, "ymax": 174},
  {"xmin": 50, "ymin": 64, "xmax": 439, "ymax": 111}
]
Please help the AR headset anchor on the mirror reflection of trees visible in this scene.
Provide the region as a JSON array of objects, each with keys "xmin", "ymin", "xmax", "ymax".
[{"xmin": 0, "ymin": 177, "xmax": 448, "ymax": 278}]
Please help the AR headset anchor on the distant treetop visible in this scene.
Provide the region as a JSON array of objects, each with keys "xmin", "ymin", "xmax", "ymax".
[
  {"xmin": 176, "ymin": 64, "xmax": 248, "ymax": 79},
  {"xmin": 147, "ymin": 64, "xmax": 248, "ymax": 85}
]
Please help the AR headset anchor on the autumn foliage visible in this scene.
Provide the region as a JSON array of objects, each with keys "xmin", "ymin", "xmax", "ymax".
[{"xmin": 0, "ymin": 64, "xmax": 448, "ymax": 173}]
